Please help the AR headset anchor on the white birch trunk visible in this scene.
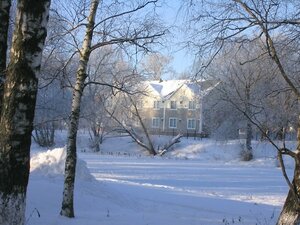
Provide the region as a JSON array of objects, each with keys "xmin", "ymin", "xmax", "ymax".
[
  {"xmin": 0, "ymin": 0, "xmax": 11, "ymax": 73},
  {"xmin": 0, "ymin": 0, "xmax": 51, "ymax": 225},
  {"xmin": 60, "ymin": 0, "xmax": 100, "ymax": 218},
  {"xmin": 0, "ymin": 193, "xmax": 26, "ymax": 225}
]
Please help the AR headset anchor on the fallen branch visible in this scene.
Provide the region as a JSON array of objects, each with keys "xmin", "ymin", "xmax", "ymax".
[{"xmin": 158, "ymin": 134, "xmax": 183, "ymax": 156}]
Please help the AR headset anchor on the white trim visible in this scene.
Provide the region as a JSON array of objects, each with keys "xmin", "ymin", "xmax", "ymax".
[
  {"xmin": 152, "ymin": 117, "xmax": 160, "ymax": 128},
  {"xmin": 170, "ymin": 100, "xmax": 177, "ymax": 110},
  {"xmin": 199, "ymin": 98, "xmax": 203, "ymax": 133},
  {"xmin": 153, "ymin": 100, "xmax": 160, "ymax": 110},
  {"xmin": 162, "ymin": 101, "xmax": 166, "ymax": 131},
  {"xmin": 188, "ymin": 101, "xmax": 196, "ymax": 110},
  {"xmin": 169, "ymin": 117, "xmax": 177, "ymax": 128},
  {"xmin": 187, "ymin": 118, "xmax": 196, "ymax": 129}
]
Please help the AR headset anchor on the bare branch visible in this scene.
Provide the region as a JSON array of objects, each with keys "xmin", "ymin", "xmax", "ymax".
[
  {"xmin": 93, "ymin": 0, "xmax": 158, "ymax": 29},
  {"xmin": 158, "ymin": 134, "xmax": 183, "ymax": 156},
  {"xmin": 90, "ymin": 31, "xmax": 166, "ymax": 52}
]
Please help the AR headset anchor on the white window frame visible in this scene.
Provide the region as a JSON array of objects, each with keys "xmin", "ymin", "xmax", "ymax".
[
  {"xmin": 169, "ymin": 117, "xmax": 177, "ymax": 128},
  {"xmin": 170, "ymin": 101, "xmax": 177, "ymax": 110},
  {"xmin": 188, "ymin": 101, "xmax": 196, "ymax": 110},
  {"xmin": 153, "ymin": 100, "xmax": 160, "ymax": 110},
  {"xmin": 187, "ymin": 118, "xmax": 196, "ymax": 129},
  {"xmin": 152, "ymin": 117, "xmax": 160, "ymax": 128}
]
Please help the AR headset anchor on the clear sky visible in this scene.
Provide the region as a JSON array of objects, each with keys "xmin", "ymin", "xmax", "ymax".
[{"xmin": 157, "ymin": 1, "xmax": 194, "ymax": 75}]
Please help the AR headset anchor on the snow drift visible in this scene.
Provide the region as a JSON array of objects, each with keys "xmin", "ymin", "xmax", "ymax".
[{"xmin": 30, "ymin": 148, "xmax": 94, "ymax": 181}]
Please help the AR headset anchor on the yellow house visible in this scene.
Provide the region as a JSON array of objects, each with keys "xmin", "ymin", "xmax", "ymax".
[{"xmin": 136, "ymin": 79, "xmax": 211, "ymax": 137}]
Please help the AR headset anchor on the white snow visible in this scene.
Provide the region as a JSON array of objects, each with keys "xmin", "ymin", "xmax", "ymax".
[
  {"xmin": 145, "ymin": 79, "xmax": 216, "ymax": 100},
  {"xmin": 147, "ymin": 80, "xmax": 191, "ymax": 99},
  {"xmin": 26, "ymin": 131, "xmax": 296, "ymax": 225},
  {"xmin": 30, "ymin": 147, "xmax": 94, "ymax": 181}
]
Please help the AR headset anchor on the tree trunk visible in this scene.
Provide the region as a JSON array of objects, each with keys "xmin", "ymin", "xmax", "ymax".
[
  {"xmin": 277, "ymin": 156, "xmax": 300, "ymax": 225},
  {"xmin": 242, "ymin": 86, "xmax": 253, "ymax": 161},
  {"xmin": 129, "ymin": 96, "xmax": 157, "ymax": 155},
  {"xmin": 0, "ymin": 0, "xmax": 11, "ymax": 110},
  {"xmin": 0, "ymin": 1, "xmax": 50, "ymax": 225},
  {"xmin": 60, "ymin": 0, "xmax": 99, "ymax": 218},
  {"xmin": 277, "ymin": 185, "xmax": 300, "ymax": 225},
  {"xmin": 277, "ymin": 114, "xmax": 300, "ymax": 225},
  {"xmin": 90, "ymin": 125, "xmax": 101, "ymax": 152},
  {"xmin": 242, "ymin": 120, "xmax": 253, "ymax": 161}
]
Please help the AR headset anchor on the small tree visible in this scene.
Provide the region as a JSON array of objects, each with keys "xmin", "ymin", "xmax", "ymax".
[{"xmin": 107, "ymin": 87, "xmax": 182, "ymax": 156}]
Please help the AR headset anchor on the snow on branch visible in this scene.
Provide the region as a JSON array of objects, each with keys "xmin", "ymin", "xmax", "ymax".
[{"xmin": 158, "ymin": 134, "xmax": 183, "ymax": 156}]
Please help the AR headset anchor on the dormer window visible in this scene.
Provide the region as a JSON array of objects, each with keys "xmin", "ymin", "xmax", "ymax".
[
  {"xmin": 170, "ymin": 101, "xmax": 177, "ymax": 109},
  {"xmin": 153, "ymin": 101, "xmax": 160, "ymax": 109},
  {"xmin": 188, "ymin": 101, "xmax": 196, "ymax": 110}
]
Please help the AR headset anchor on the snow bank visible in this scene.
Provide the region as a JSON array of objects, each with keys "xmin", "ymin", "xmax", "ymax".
[
  {"xmin": 169, "ymin": 139, "xmax": 296, "ymax": 163},
  {"xmin": 170, "ymin": 139, "xmax": 241, "ymax": 161},
  {"xmin": 30, "ymin": 148, "xmax": 94, "ymax": 181}
]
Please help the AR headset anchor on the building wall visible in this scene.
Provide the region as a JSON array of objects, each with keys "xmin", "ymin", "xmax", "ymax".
[{"xmin": 138, "ymin": 85, "xmax": 203, "ymax": 136}]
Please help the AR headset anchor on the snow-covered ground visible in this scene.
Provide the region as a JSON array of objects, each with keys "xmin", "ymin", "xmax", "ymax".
[{"xmin": 26, "ymin": 131, "xmax": 295, "ymax": 225}]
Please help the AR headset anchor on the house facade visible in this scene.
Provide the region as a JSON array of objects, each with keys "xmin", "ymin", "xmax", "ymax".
[{"xmin": 136, "ymin": 80, "xmax": 208, "ymax": 137}]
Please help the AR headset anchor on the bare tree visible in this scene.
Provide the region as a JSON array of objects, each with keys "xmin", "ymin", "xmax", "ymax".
[
  {"xmin": 33, "ymin": 79, "xmax": 71, "ymax": 147},
  {"xmin": 0, "ymin": 0, "xmax": 51, "ymax": 224},
  {"xmin": 206, "ymin": 42, "xmax": 272, "ymax": 160},
  {"xmin": 141, "ymin": 53, "xmax": 173, "ymax": 80},
  {"xmin": 59, "ymin": 0, "xmax": 166, "ymax": 218},
  {"xmin": 185, "ymin": 0, "xmax": 300, "ymax": 223},
  {"xmin": 107, "ymin": 87, "xmax": 182, "ymax": 156},
  {"xmin": 60, "ymin": 0, "xmax": 100, "ymax": 218},
  {"xmin": 82, "ymin": 83, "xmax": 112, "ymax": 152}
]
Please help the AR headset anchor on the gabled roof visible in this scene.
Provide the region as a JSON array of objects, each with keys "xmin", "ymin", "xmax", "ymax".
[
  {"xmin": 146, "ymin": 80, "xmax": 186, "ymax": 99},
  {"xmin": 144, "ymin": 79, "xmax": 217, "ymax": 100}
]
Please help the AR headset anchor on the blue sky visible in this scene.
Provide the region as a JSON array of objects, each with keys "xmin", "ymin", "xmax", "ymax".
[{"xmin": 157, "ymin": 1, "xmax": 194, "ymax": 75}]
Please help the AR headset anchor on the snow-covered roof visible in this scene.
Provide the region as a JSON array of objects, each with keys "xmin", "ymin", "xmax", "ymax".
[{"xmin": 145, "ymin": 79, "xmax": 202, "ymax": 100}]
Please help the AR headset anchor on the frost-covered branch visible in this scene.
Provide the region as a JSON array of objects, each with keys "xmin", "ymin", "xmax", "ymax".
[{"xmin": 158, "ymin": 134, "xmax": 183, "ymax": 156}]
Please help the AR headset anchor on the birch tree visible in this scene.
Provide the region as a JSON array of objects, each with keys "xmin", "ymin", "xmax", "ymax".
[
  {"xmin": 0, "ymin": 0, "xmax": 51, "ymax": 224},
  {"xmin": 60, "ymin": 0, "xmax": 100, "ymax": 217},
  {"xmin": 186, "ymin": 0, "xmax": 300, "ymax": 223},
  {"xmin": 0, "ymin": 0, "xmax": 11, "ymax": 111},
  {"xmin": 59, "ymin": 0, "xmax": 165, "ymax": 217}
]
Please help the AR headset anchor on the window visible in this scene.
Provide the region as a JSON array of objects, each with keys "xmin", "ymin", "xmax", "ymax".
[
  {"xmin": 153, "ymin": 101, "xmax": 160, "ymax": 109},
  {"xmin": 187, "ymin": 119, "xmax": 196, "ymax": 129},
  {"xmin": 170, "ymin": 101, "xmax": 177, "ymax": 109},
  {"xmin": 152, "ymin": 117, "xmax": 160, "ymax": 128},
  {"xmin": 188, "ymin": 101, "xmax": 196, "ymax": 110},
  {"xmin": 169, "ymin": 118, "xmax": 177, "ymax": 128}
]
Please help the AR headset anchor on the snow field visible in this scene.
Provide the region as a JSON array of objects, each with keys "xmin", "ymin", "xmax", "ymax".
[{"xmin": 26, "ymin": 133, "xmax": 295, "ymax": 225}]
